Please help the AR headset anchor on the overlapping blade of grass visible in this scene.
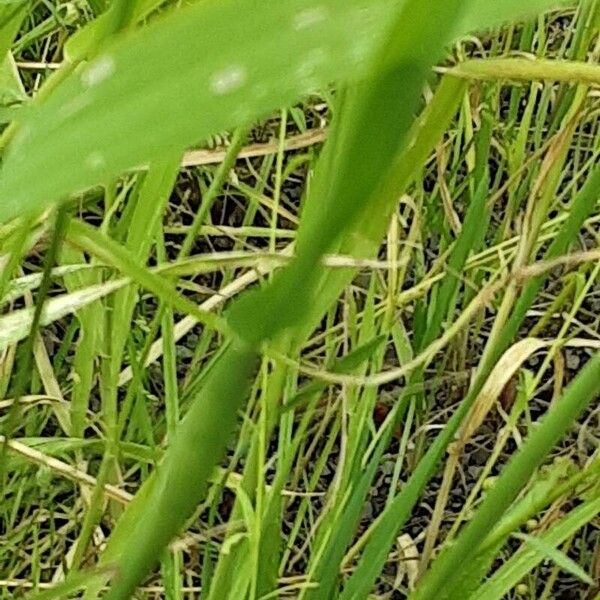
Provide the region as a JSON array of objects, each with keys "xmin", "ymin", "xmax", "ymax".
[
  {"xmin": 207, "ymin": 16, "xmax": 473, "ymax": 600},
  {"xmin": 484, "ymin": 458, "xmax": 600, "ymax": 550},
  {"xmin": 63, "ymin": 0, "xmax": 170, "ymax": 60},
  {"xmin": 0, "ymin": 52, "xmax": 25, "ymax": 108},
  {"xmin": 204, "ymin": 300, "xmax": 385, "ymax": 596},
  {"xmin": 96, "ymin": 342, "xmax": 259, "ymax": 600},
  {"xmin": 423, "ymin": 51, "xmax": 594, "ymax": 569},
  {"xmin": 275, "ymin": 1, "xmax": 475, "ymax": 596},
  {"xmin": 0, "ymin": 264, "xmax": 97, "ymax": 304},
  {"xmin": 502, "ymin": 162, "xmax": 600, "ymax": 340},
  {"xmin": 262, "ymin": 73, "xmax": 469, "ymax": 351},
  {"xmin": 0, "ymin": 0, "xmax": 577, "ymax": 223},
  {"xmin": 304, "ymin": 428, "xmax": 395, "ymax": 600},
  {"xmin": 199, "ymin": 42, "xmax": 588, "ymax": 596},
  {"xmin": 0, "ymin": 2, "xmax": 28, "ymax": 59}
]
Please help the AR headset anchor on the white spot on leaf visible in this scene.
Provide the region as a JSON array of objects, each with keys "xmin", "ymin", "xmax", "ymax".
[
  {"xmin": 81, "ymin": 56, "xmax": 115, "ymax": 87},
  {"xmin": 349, "ymin": 39, "xmax": 372, "ymax": 66},
  {"xmin": 252, "ymin": 83, "xmax": 267, "ymax": 99},
  {"xmin": 209, "ymin": 65, "xmax": 248, "ymax": 95},
  {"xmin": 293, "ymin": 7, "xmax": 328, "ymax": 30},
  {"xmin": 296, "ymin": 48, "xmax": 328, "ymax": 89},
  {"xmin": 60, "ymin": 95, "xmax": 93, "ymax": 119},
  {"xmin": 11, "ymin": 125, "xmax": 31, "ymax": 151},
  {"xmin": 86, "ymin": 151, "xmax": 106, "ymax": 170}
]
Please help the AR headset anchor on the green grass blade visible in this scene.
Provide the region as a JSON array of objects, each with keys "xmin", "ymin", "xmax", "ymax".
[
  {"xmin": 414, "ymin": 352, "xmax": 600, "ymax": 599},
  {"xmin": 0, "ymin": 2, "xmax": 28, "ymax": 60},
  {"xmin": 65, "ymin": 219, "xmax": 227, "ymax": 334},
  {"xmin": 471, "ymin": 497, "xmax": 600, "ymax": 600},
  {"xmin": 302, "ymin": 431, "xmax": 393, "ymax": 600},
  {"xmin": 451, "ymin": 56, "xmax": 600, "ymax": 85},
  {"xmin": 0, "ymin": 279, "xmax": 127, "ymax": 353},
  {"xmin": 102, "ymin": 342, "xmax": 258, "ymax": 600},
  {"xmin": 513, "ymin": 532, "xmax": 595, "ymax": 586}
]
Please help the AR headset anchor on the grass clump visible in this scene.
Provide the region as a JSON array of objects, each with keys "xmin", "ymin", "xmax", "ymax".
[{"xmin": 0, "ymin": 1, "xmax": 599, "ymax": 599}]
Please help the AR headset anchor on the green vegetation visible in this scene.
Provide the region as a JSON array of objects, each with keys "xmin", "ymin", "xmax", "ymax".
[{"xmin": 0, "ymin": 1, "xmax": 599, "ymax": 598}]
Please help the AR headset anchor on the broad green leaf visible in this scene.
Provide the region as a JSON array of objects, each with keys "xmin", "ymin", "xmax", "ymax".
[
  {"xmin": 0, "ymin": 0, "xmax": 576, "ymax": 223},
  {"xmin": 0, "ymin": 0, "xmax": 394, "ymax": 222}
]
